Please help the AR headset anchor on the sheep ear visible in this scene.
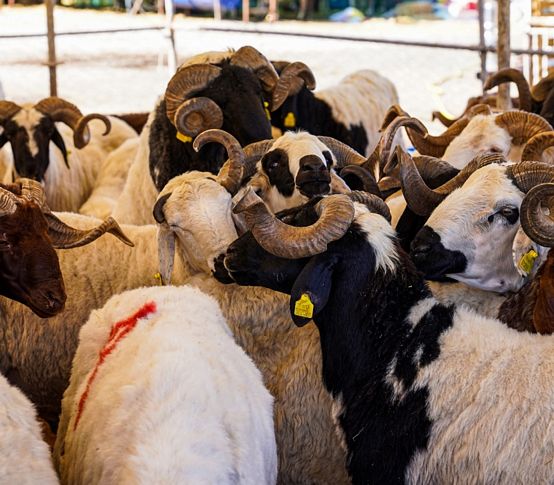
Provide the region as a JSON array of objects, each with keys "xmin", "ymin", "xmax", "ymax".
[
  {"xmin": 0, "ymin": 133, "xmax": 7, "ymax": 149},
  {"xmin": 157, "ymin": 224, "xmax": 176, "ymax": 285},
  {"xmin": 289, "ymin": 253, "xmax": 339, "ymax": 327},
  {"xmin": 51, "ymin": 127, "xmax": 69, "ymax": 168}
]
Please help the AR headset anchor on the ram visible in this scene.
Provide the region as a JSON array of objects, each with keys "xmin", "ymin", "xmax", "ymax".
[
  {"xmin": 270, "ymin": 62, "xmax": 402, "ymax": 158},
  {"xmin": 112, "ymin": 46, "xmax": 294, "ymax": 224},
  {"xmin": 54, "ymin": 285, "xmax": 277, "ymax": 485},
  {"xmin": 221, "ymin": 188, "xmax": 554, "ymax": 484},
  {"xmin": 0, "ymin": 98, "xmax": 137, "ymax": 212},
  {"xmin": 0, "ymin": 149, "xmax": 245, "ymax": 426}
]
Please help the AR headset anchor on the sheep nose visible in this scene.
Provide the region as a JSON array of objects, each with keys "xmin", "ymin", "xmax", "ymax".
[
  {"xmin": 299, "ymin": 155, "xmax": 326, "ymax": 173},
  {"xmin": 410, "ymin": 226, "xmax": 440, "ymax": 261}
]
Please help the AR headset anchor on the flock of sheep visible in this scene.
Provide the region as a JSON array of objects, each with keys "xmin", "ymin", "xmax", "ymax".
[{"xmin": 1, "ymin": 44, "xmax": 553, "ymax": 484}]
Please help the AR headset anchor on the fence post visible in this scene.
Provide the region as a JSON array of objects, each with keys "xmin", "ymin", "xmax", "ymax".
[
  {"xmin": 45, "ymin": 0, "xmax": 57, "ymax": 96},
  {"xmin": 478, "ymin": 0, "xmax": 487, "ymax": 88},
  {"xmin": 497, "ymin": 0, "xmax": 511, "ymax": 109}
]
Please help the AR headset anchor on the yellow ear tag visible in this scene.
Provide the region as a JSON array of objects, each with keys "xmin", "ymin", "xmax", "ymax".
[
  {"xmin": 294, "ymin": 293, "xmax": 314, "ymax": 319},
  {"xmin": 518, "ymin": 249, "xmax": 538, "ymax": 275},
  {"xmin": 284, "ymin": 112, "xmax": 296, "ymax": 128},
  {"xmin": 153, "ymin": 272, "xmax": 163, "ymax": 286},
  {"xmin": 176, "ymin": 132, "xmax": 192, "ymax": 144},
  {"xmin": 264, "ymin": 101, "xmax": 271, "ymax": 120}
]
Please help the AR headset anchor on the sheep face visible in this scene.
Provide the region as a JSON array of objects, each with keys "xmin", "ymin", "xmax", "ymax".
[
  {"xmin": 0, "ymin": 200, "xmax": 66, "ymax": 317},
  {"xmin": 442, "ymin": 115, "xmax": 514, "ymax": 169},
  {"xmin": 157, "ymin": 172, "xmax": 239, "ymax": 274},
  {"xmin": 253, "ymin": 132, "xmax": 335, "ymax": 213},
  {"xmin": 410, "ymin": 164, "xmax": 525, "ymax": 292},
  {"xmin": 0, "ymin": 107, "xmax": 67, "ymax": 182}
]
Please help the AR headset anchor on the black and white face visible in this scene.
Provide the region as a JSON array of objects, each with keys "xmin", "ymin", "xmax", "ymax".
[
  {"xmin": 410, "ymin": 164, "xmax": 525, "ymax": 292},
  {"xmin": 0, "ymin": 108, "xmax": 66, "ymax": 182},
  {"xmin": 256, "ymin": 132, "xmax": 334, "ymax": 213}
]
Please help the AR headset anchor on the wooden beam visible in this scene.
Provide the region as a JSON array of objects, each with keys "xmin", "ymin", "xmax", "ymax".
[
  {"xmin": 497, "ymin": 0, "xmax": 511, "ymax": 109},
  {"xmin": 45, "ymin": 0, "xmax": 57, "ymax": 96}
]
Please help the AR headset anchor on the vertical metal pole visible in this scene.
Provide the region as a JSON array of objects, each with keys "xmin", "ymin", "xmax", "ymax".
[
  {"xmin": 267, "ymin": 0, "xmax": 277, "ymax": 22},
  {"xmin": 242, "ymin": 0, "xmax": 249, "ymax": 22},
  {"xmin": 213, "ymin": 0, "xmax": 222, "ymax": 21},
  {"xmin": 164, "ymin": 0, "xmax": 177, "ymax": 74},
  {"xmin": 46, "ymin": 0, "xmax": 57, "ymax": 97},
  {"xmin": 478, "ymin": 0, "xmax": 487, "ymax": 88},
  {"xmin": 497, "ymin": 0, "xmax": 511, "ymax": 109}
]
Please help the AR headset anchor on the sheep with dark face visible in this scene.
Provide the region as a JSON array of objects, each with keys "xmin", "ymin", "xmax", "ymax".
[
  {"xmin": 270, "ymin": 61, "xmax": 402, "ymax": 157},
  {"xmin": 0, "ymin": 98, "xmax": 137, "ymax": 212},
  {"xmin": 219, "ymin": 188, "xmax": 554, "ymax": 484},
  {"xmin": 113, "ymin": 47, "xmax": 296, "ymax": 224}
]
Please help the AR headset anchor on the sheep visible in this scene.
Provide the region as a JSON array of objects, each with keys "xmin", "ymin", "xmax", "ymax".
[
  {"xmin": 112, "ymin": 46, "xmax": 291, "ymax": 225},
  {"xmin": 0, "ymin": 97, "xmax": 137, "ymax": 211},
  {"xmin": 54, "ymin": 285, "xmax": 277, "ymax": 485},
  {"xmin": 0, "ymin": 147, "xmax": 245, "ymax": 427},
  {"xmin": 221, "ymin": 187, "xmax": 554, "ymax": 484},
  {"xmin": 270, "ymin": 61, "xmax": 402, "ymax": 158}
]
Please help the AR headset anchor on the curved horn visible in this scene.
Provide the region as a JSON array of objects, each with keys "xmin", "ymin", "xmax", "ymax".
[
  {"xmin": 348, "ymin": 190, "xmax": 391, "ymax": 222},
  {"xmin": 495, "ymin": 111, "xmax": 553, "ymax": 146},
  {"xmin": 18, "ymin": 178, "xmax": 47, "ymax": 210},
  {"xmin": 506, "ymin": 160, "xmax": 554, "ymax": 194},
  {"xmin": 339, "ymin": 165, "xmax": 382, "ymax": 198},
  {"xmin": 0, "ymin": 187, "xmax": 18, "ymax": 216},
  {"xmin": 531, "ymin": 72, "xmax": 554, "ymax": 102},
  {"xmin": 230, "ymin": 46, "xmax": 279, "ymax": 93},
  {"xmin": 432, "ymin": 111, "xmax": 457, "ymax": 127},
  {"xmin": 400, "ymin": 148, "xmax": 505, "ymax": 216},
  {"xmin": 234, "ymin": 187, "xmax": 354, "ymax": 259},
  {"xmin": 484, "ymin": 68, "xmax": 533, "ymax": 112},
  {"xmin": 520, "ymin": 183, "xmax": 554, "ymax": 247},
  {"xmin": 153, "ymin": 192, "xmax": 171, "ymax": 224},
  {"xmin": 174, "ymin": 97, "xmax": 223, "ymax": 137},
  {"xmin": 0, "ymin": 100, "xmax": 21, "ymax": 125},
  {"xmin": 521, "ymin": 131, "xmax": 554, "ymax": 161},
  {"xmin": 316, "ymin": 136, "xmax": 366, "ymax": 168},
  {"xmin": 164, "ymin": 64, "xmax": 222, "ymax": 126},
  {"xmin": 380, "ymin": 104, "xmax": 410, "ymax": 130},
  {"xmin": 45, "ymin": 214, "xmax": 134, "ymax": 249},
  {"xmin": 193, "ymin": 129, "xmax": 245, "ymax": 194},
  {"xmin": 34, "ymin": 97, "xmax": 111, "ymax": 149},
  {"xmin": 271, "ymin": 61, "xmax": 316, "ymax": 111},
  {"xmin": 232, "ymin": 139, "xmax": 276, "ymax": 182},
  {"xmin": 380, "ymin": 116, "xmax": 427, "ymax": 175}
]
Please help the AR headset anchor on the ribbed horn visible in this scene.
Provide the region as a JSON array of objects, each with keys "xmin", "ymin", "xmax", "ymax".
[
  {"xmin": 316, "ymin": 136, "xmax": 366, "ymax": 168},
  {"xmin": 230, "ymin": 46, "xmax": 279, "ymax": 93},
  {"xmin": 520, "ymin": 183, "xmax": 554, "ymax": 247},
  {"xmin": 506, "ymin": 160, "xmax": 554, "ymax": 194},
  {"xmin": 175, "ymin": 97, "xmax": 223, "ymax": 138},
  {"xmin": 45, "ymin": 214, "xmax": 134, "ymax": 249},
  {"xmin": 495, "ymin": 111, "xmax": 553, "ymax": 146},
  {"xmin": 234, "ymin": 187, "xmax": 354, "ymax": 259},
  {"xmin": 0, "ymin": 100, "xmax": 21, "ymax": 125},
  {"xmin": 164, "ymin": 64, "xmax": 222, "ymax": 127},
  {"xmin": 34, "ymin": 97, "xmax": 111, "ymax": 149},
  {"xmin": 339, "ymin": 165, "xmax": 382, "ymax": 198},
  {"xmin": 521, "ymin": 131, "xmax": 554, "ymax": 161},
  {"xmin": 193, "ymin": 129, "xmax": 245, "ymax": 195},
  {"xmin": 405, "ymin": 115, "xmax": 469, "ymax": 158},
  {"xmin": 531, "ymin": 72, "xmax": 554, "ymax": 102},
  {"xmin": 484, "ymin": 68, "xmax": 533, "ymax": 112},
  {"xmin": 380, "ymin": 104, "xmax": 410, "ymax": 130},
  {"xmin": 380, "ymin": 116, "xmax": 427, "ymax": 175},
  {"xmin": 0, "ymin": 186, "xmax": 18, "ymax": 216},
  {"xmin": 271, "ymin": 61, "xmax": 316, "ymax": 111},
  {"xmin": 400, "ymin": 148, "xmax": 505, "ymax": 216},
  {"xmin": 348, "ymin": 190, "xmax": 391, "ymax": 222},
  {"xmin": 432, "ymin": 111, "xmax": 457, "ymax": 127},
  {"xmin": 18, "ymin": 178, "xmax": 47, "ymax": 210}
]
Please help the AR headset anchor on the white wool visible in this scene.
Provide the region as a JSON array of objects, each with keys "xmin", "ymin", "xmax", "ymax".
[
  {"xmin": 405, "ymin": 305, "xmax": 554, "ymax": 483},
  {"xmin": 4, "ymin": 110, "xmax": 136, "ymax": 212},
  {"xmin": 316, "ymin": 69, "xmax": 402, "ymax": 157},
  {"xmin": 55, "ymin": 285, "xmax": 277, "ymax": 485},
  {"xmin": 0, "ymin": 373, "xmax": 58, "ymax": 484},
  {"xmin": 80, "ymin": 137, "xmax": 140, "ymax": 219}
]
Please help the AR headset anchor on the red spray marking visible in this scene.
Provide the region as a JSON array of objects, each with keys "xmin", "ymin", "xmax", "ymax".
[{"xmin": 74, "ymin": 301, "xmax": 157, "ymax": 430}]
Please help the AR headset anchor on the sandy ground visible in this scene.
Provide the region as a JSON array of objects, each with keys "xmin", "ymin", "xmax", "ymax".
[{"xmin": 0, "ymin": 5, "xmax": 531, "ymax": 130}]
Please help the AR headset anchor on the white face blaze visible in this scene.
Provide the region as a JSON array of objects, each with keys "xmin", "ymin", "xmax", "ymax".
[
  {"xmin": 159, "ymin": 172, "xmax": 239, "ymax": 273},
  {"xmin": 425, "ymin": 164, "xmax": 525, "ymax": 292},
  {"xmin": 442, "ymin": 115, "xmax": 513, "ymax": 169},
  {"xmin": 253, "ymin": 131, "xmax": 337, "ymax": 213},
  {"xmin": 12, "ymin": 107, "xmax": 43, "ymax": 157}
]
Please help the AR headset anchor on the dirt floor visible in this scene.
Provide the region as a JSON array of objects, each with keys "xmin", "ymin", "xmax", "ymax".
[{"xmin": 0, "ymin": 5, "xmax": 530, "ymax": 131}]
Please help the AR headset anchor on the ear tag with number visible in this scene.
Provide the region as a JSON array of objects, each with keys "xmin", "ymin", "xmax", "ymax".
[
  {"xmin": 264, "ymin": 101, "xmax": 271, "ymax": 120},
  {"xmin": 176, "ymin": 132, "xmax": 192, "ymax": 144},
  {"xmin": 294, "ymin": 293, "xmax": 314, "ymax": 319},
  {"xmin": 518, "ymin": 250, "xmax": 539, "ymax": 276},
  {"xmin": 284, "ymin": 112, "xmax": 296, "ymax": 128}
]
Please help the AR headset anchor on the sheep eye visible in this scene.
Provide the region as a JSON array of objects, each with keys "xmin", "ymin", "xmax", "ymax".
[{"xmin": 499, "ymin": 206, "xmax": 519, "ymax": 224}]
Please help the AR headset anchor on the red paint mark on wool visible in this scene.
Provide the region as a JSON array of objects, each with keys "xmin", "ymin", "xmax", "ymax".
[{"xmin": 73, "ymin": 301, "xmax": 157, "ymax": 430}]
